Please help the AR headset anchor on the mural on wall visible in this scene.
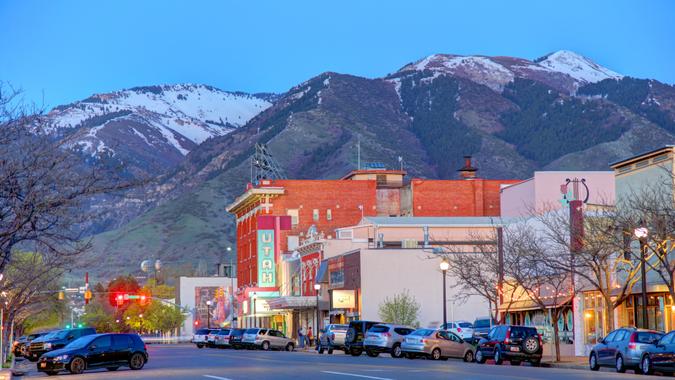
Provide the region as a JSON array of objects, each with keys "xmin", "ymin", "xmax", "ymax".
[{"xmin": 195, "ymin": 286, "xmax": 234, "ymax": 327}]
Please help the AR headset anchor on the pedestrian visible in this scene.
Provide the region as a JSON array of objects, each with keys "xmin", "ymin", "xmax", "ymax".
[
  {"xmin": 307, "ymin": 326, "xmax": 313, "ymax": 347},
  {"xmin": 299, "ymin": 326, "xmax": 305, "ymax": 348}
]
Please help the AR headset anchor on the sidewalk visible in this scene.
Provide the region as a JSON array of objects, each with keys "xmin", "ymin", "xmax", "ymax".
[{"xmin": 541, "ymin": 356, "xmax": 587, "ymax": 370}]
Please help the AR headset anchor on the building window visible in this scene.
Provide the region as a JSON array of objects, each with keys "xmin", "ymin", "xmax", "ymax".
[
  {"xmin": 313, "ymin": 209, "xmax": 319, "ymax": 221},
  {"xmin": 287, "ymin": 209, "xmax": 299, "ymax": 226},
  {"xmin": 326, "ymin": 209, "xmax": 332, "ymax": 221}
]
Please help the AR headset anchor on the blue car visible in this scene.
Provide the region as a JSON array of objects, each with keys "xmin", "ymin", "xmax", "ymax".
[
  {"xmin": 589, "ymin": 327, "xmax": 663, "ymax": 373},
  {"xmin": 640, "ymin": 330, "xmax": 675, "ymax": 375}
]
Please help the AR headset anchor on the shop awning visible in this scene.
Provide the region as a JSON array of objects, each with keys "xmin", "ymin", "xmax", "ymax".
[
  {"xmin": 498, "ymin": 296, "xmax": 573, "ymax": 312},
  {"xmin": 267, "ymin": 296, "xmax": 317, "ymax": 310},
  {"xmin": 315, "ymin": 260, "xmax": 329, "ymax": 284}
]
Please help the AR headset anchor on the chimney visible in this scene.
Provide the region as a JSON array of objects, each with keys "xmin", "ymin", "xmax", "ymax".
[{"xmin": 458, "ymin": 155, "xmax": 478, "ymax": 180}]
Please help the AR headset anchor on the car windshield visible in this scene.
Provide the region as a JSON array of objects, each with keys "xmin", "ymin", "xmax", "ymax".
[
  {"xmin": 195, "ymin": 329, "xmax": 210, "ymax": 335},
  {"xmin": 231, "ymin": 330, "xmax": 244, "ymax": 336},
  {"xmin": 65, "ymin": 335, "xmax": 96, "ymax": 350},
  {"xmin": 50, "ymin": 330, "xmax": 70, "ymax": 339},
  {"xmin": 411, "ymin": 329, "xmax": 435, "ymax": 336},
  {"xmin": 218, "ymin": 329, "xmax": 231, "ymax": 335},
  {"xmin": 458, "ymin": 322, "xmax": 473, "ymax": 328},
  {"xmin": 474, "ymin": 319, "xmax": 491, "ymax": 328},
  {"xmin": 245, "ymin": 329, "xmax": 259, "ymax": 334}
]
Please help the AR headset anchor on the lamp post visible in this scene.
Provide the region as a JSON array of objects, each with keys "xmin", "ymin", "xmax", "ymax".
[
  {"xmin": 634, "ymin": 226, "xmax": 649, "ymax": 329},
  {"xmin": 206, "ymin": 300, "xmax": 212, "ymax": 329},
  {"xmin": 139, "ymin": 314, "xmax": 143, "ymax": 334},
  {"xmin": 440, "ymin": 260, "xmax": 449, "ymax": 329},
  {"xmin": 314, "ymin": 283, "xmax": 321, "ymax": 347}
]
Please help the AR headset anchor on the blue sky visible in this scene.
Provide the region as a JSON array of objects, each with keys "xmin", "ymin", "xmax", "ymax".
[{"xmin": 1, "ymin": 0, "xmax": 673, "ymax": 107}]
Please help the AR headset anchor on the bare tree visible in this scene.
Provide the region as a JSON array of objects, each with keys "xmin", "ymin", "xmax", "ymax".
[
  {"xmin": 0, "ymin": 83, "xmax": 135, "ymax": 273},
  {"xmin": 503, "ymin": 220, "xmax": 574, "ymax": 362}
]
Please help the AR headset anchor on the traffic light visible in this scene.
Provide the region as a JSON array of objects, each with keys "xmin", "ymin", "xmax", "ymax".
[
  {"xmin": 139, "ymin": 294, "xmax": 147, "ymax": 306},
  {"xmin": 116, "ymin": 294, "xmax": 124, "ymax": 307},
  {"xmin": 77, "ymin": 323, "xmax": 83, "ymax": 328},
  {"xmin": 65, "ymin": 324, "xmax": 71, "ymax": 329},
  {"xmin": 58, "ymin": 291, "xmax": 64, "ymax": 300},
  {"xmin": 194, "ymin": 320, "xmax": 199, "ymax": 326},
  {"xmin": 84, "ymin": 290, "xmax": 92, "ymax": 305}
]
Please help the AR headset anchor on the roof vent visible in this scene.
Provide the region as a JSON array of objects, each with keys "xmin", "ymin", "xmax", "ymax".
[{"xmin": 458, "ymin": 156, "xmax": 478, "ymax": 180}]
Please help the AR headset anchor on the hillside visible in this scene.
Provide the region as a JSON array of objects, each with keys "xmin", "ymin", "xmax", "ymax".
[{"xmin": 78, "ymin": 51, "xmax": 675, "ymax": 280}]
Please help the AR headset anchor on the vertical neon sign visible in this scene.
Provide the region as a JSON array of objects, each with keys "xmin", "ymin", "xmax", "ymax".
[{"xmin": 257, "ymin": 230, "xmax": 276, "ymax": 287}]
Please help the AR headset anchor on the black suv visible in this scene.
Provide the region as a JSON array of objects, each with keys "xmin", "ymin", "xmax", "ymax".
[
  {"xmin": 37, "ymin": 333, "xmax": 148, "ymax": 376},
  {"xmin": 344, "ymin": 320, "xmax": 381, "ymax": 356},
  {"xmin": 476, "ymin": 325, "xmax": 542, "ymax": 366},
  {"xmin": 228, "ymin": 328, "xmax": 246, "ymax": 349},
  {"xmin": 13, "ymin": 332, "xmax": 48, "ymax": 357},
  {"xmin": 28, "ymin": 327, "xmax": 96, "ymax": 362}
]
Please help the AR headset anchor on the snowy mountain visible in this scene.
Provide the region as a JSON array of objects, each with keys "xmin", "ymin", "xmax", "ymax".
[
  {"xmin": 45, "ymin": 84, "xmax": 272, "ymax": 175},
  {"xmin": 398, "ymin": 50, "xmax": 623, "ymax": 94}
]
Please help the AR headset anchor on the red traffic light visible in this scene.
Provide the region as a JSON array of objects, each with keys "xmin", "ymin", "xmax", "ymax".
[
  {"xmin": 194, "ymin": 320, "xmax": 199, "ymax": 326},
  {"xmin": 116, "ymin": 294, "xmax": 124, "ymax": 301}
]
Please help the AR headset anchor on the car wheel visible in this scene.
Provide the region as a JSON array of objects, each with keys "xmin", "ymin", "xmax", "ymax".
[
  {"xmin": 366, "ymin": 350, "xmax": 379, "ymax": 357},
  {"xmin": 106, "ymin": 367, "xmax": 119, "ymax": 371},
  {"xmin": 589, "ymin": 352, "xmax": 599, "ymax": 371},
  {"xmin": 286, "ymin": 343, "xmax": 295, "ymax": 352},
  {"xmin": 523, "ymin": 336, "xmax": 540, "ymax": 354},
  {"xmin": 262, "ymin": 341, "xmax": 271, "ymax": 351},
  {"xmin": 328, "ymin": 348, "xmax": 334, "ymax": 355},
  {"xmin": 318, "ymin": 344, "xmax": 324, "ymax": 354},
  {"xmin": 616, "ymin": 354, "xmax": 626, "ymax": 373},
  {"xmin": 350, "ymin": 348, "xmax": 362, "ymax": 356},
  {"xmin": 69, "ymin": 357, "xmax": 86, "ymax": 374},
  {"xmin": 391, "ymin": 344, "xmax": 403, "ymax": 358},
  {"xmin": 510, "ymin": 360, "xmax": 521, "ymax": 366},
  {"xmin": 476, "ymin": 350, "xmax": 486, "ymax": 364},
  {"xmin": 494, "ymin": 348, "xmax": 503, "ymax": 365},
  {"xmin": 463, "ymin": 351, "xmax": 474, "ymax": 363},
  {"xmin": 641, "ymin": 355, "xmax": 653, "ymax": 375},
  {"xmin": 129, "ymin": 353, "xmax": 146, "ymax": 370},
  {"xmin": 431, "ymin": 348, "xmax": 442, "ymax": 361},
  {"xmin": 197, "ymin": 343, "xmax": 204, "ymax": 349}
]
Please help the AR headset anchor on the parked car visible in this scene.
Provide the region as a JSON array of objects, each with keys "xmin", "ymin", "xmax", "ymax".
[
  {"xmin": 344, "ymin": 320, "xmax": 382, "ymax": 356},
  {"xmin": 28, "ymin": 327, "xmax": 97, "ymax": 362},
  {"xmin": 442, "ymin": 321, "xmax": 475, "ymax": 342},
  {"xmin": 242, "ymin": 328, "xmax": 295, "ymax": 351},
  {"xmin": 214, "ymin": 328, "xmax": 232, "ymax": 348},
  {"xmin": 363, "ymin": 324, "xmax": 415, "ymax": 358},
  {"xmin": 475, "ymin": 325, "xmax": 543, "ymax": 366},
  {"xmin": 206, "ymin": 329, "xmax": 219, "ymax": 347},
  {"xmin": 317, "ymin": 324, "xmax": 348, "ymax": 354},
  {"xmin": 472, "ymin": 317, "xmax": 495, "ymax": 341},
  {"xmin": 36, "ymin": 333, "xmax": 148, "ymax": 376},
  {"xmin": 228, "ymin": 328, "xmax": 246, "ymax": 349},
  {"xmin": 401, "ymin": 328, "xmax": 475, "ymax": 361},
  {"xmin": 192, "ymin": 328, "xmax": 218, "ymax": 349},
  {"xmin": 589, "ymin": 327, "xmax": 663, "ymax": 373},
  {"xmin": 13, "ymin": 332, "xmax": 48, "ymax": 357},
  {"xmin": 640, "ymin": 330, "xmax": 675, "ymax": 375}
]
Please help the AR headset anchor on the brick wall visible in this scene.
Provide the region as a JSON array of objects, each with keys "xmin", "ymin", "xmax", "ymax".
[{"xmin": 410, "ymin": 179, "xmax": 520, "ymax": 217}]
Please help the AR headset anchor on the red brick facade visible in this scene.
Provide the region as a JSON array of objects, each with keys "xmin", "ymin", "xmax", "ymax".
[{"xmin": 410, "ymin": 179, "xmax": 520, "ymax": 217}]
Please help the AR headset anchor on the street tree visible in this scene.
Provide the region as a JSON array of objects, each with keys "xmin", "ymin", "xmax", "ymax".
[
  {"xmin": 0, "ymin": 83, "xmax": 136, "ymax": 273},
  {"xmin": 378, "ymin": 290, "xmax": 420, "ymax": 327}
]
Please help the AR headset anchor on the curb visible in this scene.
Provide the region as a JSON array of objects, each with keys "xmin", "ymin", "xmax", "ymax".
[{"xmin": 541, "ymin": 362, "xmax": 587, "ymax": 370}]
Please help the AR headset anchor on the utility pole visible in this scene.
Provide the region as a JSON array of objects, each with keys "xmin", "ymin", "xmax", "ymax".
[{"xmin": 497, "ymin": 226, "xmax": 504, "ymax": 323}]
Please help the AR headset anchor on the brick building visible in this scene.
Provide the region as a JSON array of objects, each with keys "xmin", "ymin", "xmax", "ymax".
[{"xmin": 226, "ymin": 158, "xmax": 519, "ymax": 333}]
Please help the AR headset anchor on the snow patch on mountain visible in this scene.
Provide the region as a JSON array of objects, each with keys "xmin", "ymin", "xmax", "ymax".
[{"xmin": 536, "ymin": 50, "xmax": 623, "ymax": 83}]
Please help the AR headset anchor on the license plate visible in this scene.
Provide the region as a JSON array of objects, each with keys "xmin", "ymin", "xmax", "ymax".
[
  {"xmin": 40, "ymin": 363, "xmax": 47, "ymax": 368},
  {"xmin": 510, "ymin": 346, "xmax": 520, "ymax": 352}
]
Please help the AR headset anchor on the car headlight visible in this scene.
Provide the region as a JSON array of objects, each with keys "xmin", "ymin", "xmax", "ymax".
[
  {"xmin": 54, "ymin": 354, "xmax": 69, "ymax": 361},
  {"xmin": 44, "ymin": 343, "xmax": 52, "ymax": 349}
]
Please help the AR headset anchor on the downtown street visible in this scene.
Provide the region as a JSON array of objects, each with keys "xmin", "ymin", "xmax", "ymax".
[{"xmin": 12, "ymin": 344, "xmax": 649, "ymax": 380}]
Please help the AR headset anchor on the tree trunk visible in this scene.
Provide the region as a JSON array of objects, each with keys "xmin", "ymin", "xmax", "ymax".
[
  {"xmin": 604, "ymin": 297, "xmax": 614, "ymax": 334},
  {"xmin": 551, "ymin": 313, "xmax": 561, "ymax": 362}
]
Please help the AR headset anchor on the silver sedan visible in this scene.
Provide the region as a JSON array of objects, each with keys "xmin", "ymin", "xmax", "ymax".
[{"xmin": 401, "ymin": 328, "xmax": 475, "ymax": 362}]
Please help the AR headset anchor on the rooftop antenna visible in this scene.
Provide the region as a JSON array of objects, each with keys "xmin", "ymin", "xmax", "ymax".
[
  {"xmin": 398, "ymin": 156, "xmax": 403, "ymax": 171},
  {"xmin": 251, "ymin": 143, "xmax": 286, "ymax": 185},
  {"xmin": 357, "ymin": 138, "xmax": 361, "ymax": 170}
]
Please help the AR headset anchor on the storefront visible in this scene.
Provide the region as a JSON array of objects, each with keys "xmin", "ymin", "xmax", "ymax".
[{"xmin": 321, "ymin": 251, "xmax": 362, "ymax": 323}]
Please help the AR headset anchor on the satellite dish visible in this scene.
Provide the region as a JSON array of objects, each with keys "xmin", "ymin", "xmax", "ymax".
[
  {"xmin": 140, "ymin": 260, "xmax": 151, "ymax": 273},
  {"xmin": 154, "ymin": 259, "xmax": 162, "ymax": 271}
]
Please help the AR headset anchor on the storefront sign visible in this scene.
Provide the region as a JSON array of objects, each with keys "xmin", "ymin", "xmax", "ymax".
[
  {"xmin": 332, "ymin": 289, "xmax": 356, "ymax": 309},
  {"xmin": 257, "ymin": 230, "xmax": 276, "ymax": 287}
]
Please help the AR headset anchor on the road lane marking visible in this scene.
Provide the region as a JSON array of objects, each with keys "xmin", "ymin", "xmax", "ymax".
[
  {"xmin": 204, "ymin": 375, "xmax": 234, "ymax": 380},
  {"xmin": 321, "ymin": 371, "xmax": 394, "ymax": 380}
]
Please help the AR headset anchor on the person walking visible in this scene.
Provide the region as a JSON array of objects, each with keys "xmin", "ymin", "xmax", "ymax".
[
  {"xmin": 307, "ymin": 326, "xmax": 314, "ymax": 347},
  {"xmin": 298, "ymin": 326, "xmax": 306, "ymax": 349}
]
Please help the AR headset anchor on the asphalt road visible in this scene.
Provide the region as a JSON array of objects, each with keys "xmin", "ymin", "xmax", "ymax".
[{"xmin": 13, "ymin": 344, "xmax": 654, "ymax": 380}]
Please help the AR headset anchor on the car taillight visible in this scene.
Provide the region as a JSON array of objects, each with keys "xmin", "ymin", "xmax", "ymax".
[
  {"xmin": 504, "ymin": 328, "xmax": 511, "ymax": 344},
  {"xmin": 457, "ymin": 327, "xmax": 462, "ymax": 333},
  {"xmin": 628, "ymin": 332, "xmax": 637, "ymax": 349},
  {"xmin": 383, "ymin": 332, "xmax": 391, "ymax": 337}
]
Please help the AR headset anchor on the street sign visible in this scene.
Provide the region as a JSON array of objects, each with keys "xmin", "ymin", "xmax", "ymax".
[{"xmin": 64, "ymin": 288, "xmax": 79, "ymax": 293}]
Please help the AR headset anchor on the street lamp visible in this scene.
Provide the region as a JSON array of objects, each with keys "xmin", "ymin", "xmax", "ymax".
[
  {"xmin": 314, "ymin": 283, "xmax": 321, "ymax": 346},
  {"xmin": 634, "ymin": 226, "xmax": 649, "ymax": 329},
  {"xmin": 206, "ymin": 300, "xmax": 212, "ymax": 329},
  {"xmin": 440, "ymin": 260, "xmax": 449, "ymax": 329},
  {"xmin": 139, "ymin": 314, "xmax": 143, "ymax": 334}
]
